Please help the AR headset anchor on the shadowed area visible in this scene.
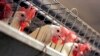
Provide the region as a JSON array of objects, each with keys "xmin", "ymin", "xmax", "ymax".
[{"xmin": 0, "ymin": 32, "xmax": 49, "ymax": 56}]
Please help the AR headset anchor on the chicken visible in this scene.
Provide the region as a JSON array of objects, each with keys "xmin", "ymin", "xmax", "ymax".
[
  {"xmin": 29, "ymin": 24, "xmax": 78, "ymax": 44},
  {"xmin": 10, "ymin": 1, "xmax": 36, "ymax": 31},
  {"xmin": 48, "ymin": 26, "xmax": 91, "ymax": 56},
  {"xmin": 49, "ymin": 26, "xmax": 90, "ymax": 56},
  {"xmin": 49, "ymin": 25, "xmax": 79, "ymax": 45},
  {"xmin": 49, "ymin": 26, "xmax": 79, "ymax": 47},
  {"xmin": 29, "ymin": 24, "xmax": 80, "ymax": 56},
  {"xmin": 59, "ymin": 26, "xmax": 79, "ymax": 43},
  {"xmin": 63, "ymin": 42, "xmax": 78, "ymax": 56},
  {"xmin": 0, "ymin": 0, "xmax": 12, "ymax": 22},
  {"xmin": 29, "ymin": 24, "xmax": 62, "ymax": 44},
  {"xmin": 47, "ymin": 26, "xmax": 80, "ymax": 56},
  {"xmin": 50, "ymin": 42, "xmax": 90, "ymax": 56},
  {"xmin": 73, "ymin": 42, "xmax": 91, "ymax": 56}
]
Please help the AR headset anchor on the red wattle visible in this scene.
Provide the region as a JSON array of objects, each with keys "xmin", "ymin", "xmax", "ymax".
[
  {"xmin": 51, "ymin": 36, "xmax": 59, "ymax": 44},
  {"xmin": 20, "ymin": 21, "xmax": 28, "ymax": 31}
]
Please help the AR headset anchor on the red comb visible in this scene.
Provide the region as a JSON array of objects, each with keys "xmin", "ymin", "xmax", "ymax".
[
  {"xmin": 60, "ymin": 26, "xmax": 70, "ymax": 36},
  {"xmin": 61, "ymin": 31, "xmax": 78, "ymax": 44},
  {"xmin": 19, "ymin": 6, "xmax": 36, "ymax": 21}
]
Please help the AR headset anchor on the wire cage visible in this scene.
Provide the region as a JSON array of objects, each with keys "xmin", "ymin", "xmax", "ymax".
[{"xmin": 0, "ymin": 0, "xmax": 100, "ymax": 56}]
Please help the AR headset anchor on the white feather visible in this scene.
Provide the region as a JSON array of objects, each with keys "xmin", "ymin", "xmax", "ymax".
[{"xmin": 29, "ymin": 24, "xmax": 61, "ymax": 44}]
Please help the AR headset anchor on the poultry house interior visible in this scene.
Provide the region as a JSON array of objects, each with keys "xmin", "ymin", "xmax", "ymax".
[{"xmin": 0, "ymin": 0, "xmax": 100, "ymax": 56}]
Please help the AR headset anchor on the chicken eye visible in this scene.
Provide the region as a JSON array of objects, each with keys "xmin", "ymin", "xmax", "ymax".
[
  {"xmin": 57, "ymin": 30, "xmax": 60, "ymax": 32},
  {"xmin": 21, "ymin": 14, "xmax": 25, "ymax": 17},
  {"xmin": 58, "ymin": 35, "xmax": 60, "ymax": 37},
  {"xmin": 75, "ymin": 46, "xmax": 78, "ymax": 49}
]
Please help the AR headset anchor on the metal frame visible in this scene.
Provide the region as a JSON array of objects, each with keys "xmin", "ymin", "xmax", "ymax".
[{"xmin": 0, "ymin": 21, "xmax": 64, "ymax": 56}]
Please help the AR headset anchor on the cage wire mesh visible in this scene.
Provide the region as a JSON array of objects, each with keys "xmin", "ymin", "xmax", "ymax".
[
  {"xmin": 0, "ymin": 0, "xmax": 100, "ymax": 56},
  {"xmin": 31, "ymin": 0, "xmax": 100, "ymax": 56}
]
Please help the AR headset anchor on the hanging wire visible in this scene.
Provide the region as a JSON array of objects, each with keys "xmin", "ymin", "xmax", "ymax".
[
  {"xmin": 87, "ymin": 30, "xmax": 94, "ymax": 42},
  {"xmin": 72, "ymin": 26, "xmax": 89, "ymax": 56},
  {"xmin": 67, "ymin": 17, "xmax": 89, "ymax": 56},
  {"xmin": 33, "ymin": 0, "xmax": 52, "ymax": 39},
  {"xmin": 66, "ymin": 21, "xmax": 83, "ymax": 56},
  {"xmin": 92, "ymin": 34, "xmax": 97, "ymax": 46},
  {"xmin": 38, "ymin": 0, "xmax": 66, "ymax": 55},
  {"xmin": 39, "ymin": 1, "xmax": 54, "ymax": 42},
  {"xmin": 89, "ymin": 32, "xmax": 100, "ymax": 56},
  {"xmin": 40, "ymin": 29, "xmax": 49, "ymax": 56},
  {"xmin": 78, "ymin": 26, "xmax": 89, "ymax": 56},
  {"xmin": 1, "ymin": 0, "xmax": 99, "ymax": 56},
  {"xmin": 97, "ymin": 38, "xmax": 100, "ymax": 49},
  {"xmin": 29, "ymin": 0, "xmax": 100, "ymax": 55},
  {"xmin": 63, "ymin": 8, "xmax": 78, "ymax": 26},
  {"xmin": 43, "ymin": 0, "xmax": 64, "ymax": 49},
  {"xmin": 63, "ymin": 13, "xmax": 70, "ymax": 24},
  {"xmin": 51, "ymin": 9, "xmax": 70, "ymax": 51},
  {"xmin": 60, "ymin": 10, "xmax": 69, "ymax": 23},
  {"xmin": 56, "ymin": 4, "xmax": 66, "ymax": 19},
  {"xmin": 27, "ymin": 0, "xmax": 48, "ymax": 34},
  {"xmin": 93, "ymin": 41, "xmax": 97, "ymax": 56},
  {"xmin": 27, "ymin": 0, "xmax": 46, "ymax": 39},
  {"xmin": 54, "ymin": 13, "xmax": 70, "ymax": 52},
  {"xmin": 82, "ymin": 26, "xmax": 89, "ymax": 39},
  {"xmin": 60, "ymin": 8, "xmax": 78, "ymax": 53},
  {"xmin": 27, "ymin": 10, "xmax": 38, "ymax": 33},
  {"xmin": 92, "ymin": 50, "xmax": 97, "ymax": 56},
  {"xmin": 50, "ymin": 1, "xmax": 71, "ymax": 50},
  {"xmin": 86, "ymin": 30, "xmax": 96, "ymax": 56},
  {"xmin": 49, "ymin": 6, "xmax": 63, "ymax": 49},
  {"xmin": 8, "ymin": 0, "xmax": 22, "ymax": 25},
  {"xmin": 29, "ymin": 1, "xmax": 47, "ymax": 55},
  {"xmin": 70, "ymin": 8, "xmax": 78, "ymax": 16},
  {"xmin": 30, "ymin": 1, "xmax": 60, "ymax": 51},
  {"xmin": 70, "ymin": 18, "xmax": 77, "ymax": 30},
  {"xmin": 33, "ymin": 1, "xmax": 58, "ymax": 56},
  {"xmin": 77, "ymin": 23, "xmax": 83, "ymax": 35},
  {"xmin": 59, "ymin": 8, "xmax": 79, "ymax": 55},
  {"xmin": 61, "ymin": 18, "xmax": 77, "ymax": 53},
  {"xmin": 29, "ymin": 0, "xmax": 51, "ymax": 56}
]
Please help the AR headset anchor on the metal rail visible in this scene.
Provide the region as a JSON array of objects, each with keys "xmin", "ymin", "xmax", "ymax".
[
  {"xmin": 30, "ymin": 5, "xmax": 100, "ymax": 54},
  {"xmin": 0, "ymin": 21, "xmax": 64, "ymax": 56},
  {"xmin": 30, "ymin": 0, "xmax": 100, "ymax": 55},
  {"xmin": 1, "ymin": 0, "xmax": 100, "ymax": 56}
]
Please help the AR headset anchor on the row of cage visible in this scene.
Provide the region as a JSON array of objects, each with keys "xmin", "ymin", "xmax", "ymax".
[
  {"xmin": 0, "ymin": 0, "xmax": 100, "ymax": 56},
  {"xmin": 31, "ymin": 0, "xmax": 100, "ymax": 51},
  {"xmin": 31, "ymin": 0, "xmax": 100, "ymax": 55}
]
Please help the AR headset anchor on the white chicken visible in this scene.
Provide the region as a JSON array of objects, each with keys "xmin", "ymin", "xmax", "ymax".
[
  {"xmin": 50, "ymin": 41, "xmax": 91, "ymax": 56},
  {"xmin": 29, "ymin": 24, "xmax": 80, "ymax": 56},
  {"xmin": 45, "ymin": 26, "xmax": 80, "ymax": 56},
  {"xmin": 29, "ymin": 24, "xmax": 62, "ymax": 44},
  {"xmin": 10, "ymin": 1, "xmax": 36, "ymax": 31},
  {"xmin": 48, "ymin": 26, "xmax": 90, "ymax": 56},
  {"xmin": 62, "ymin": 42, "xmax": 78, "ymax": 56},
  {"xmin": 10, "ymin": 11, "xmax": 26, "ymax": 30}
]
